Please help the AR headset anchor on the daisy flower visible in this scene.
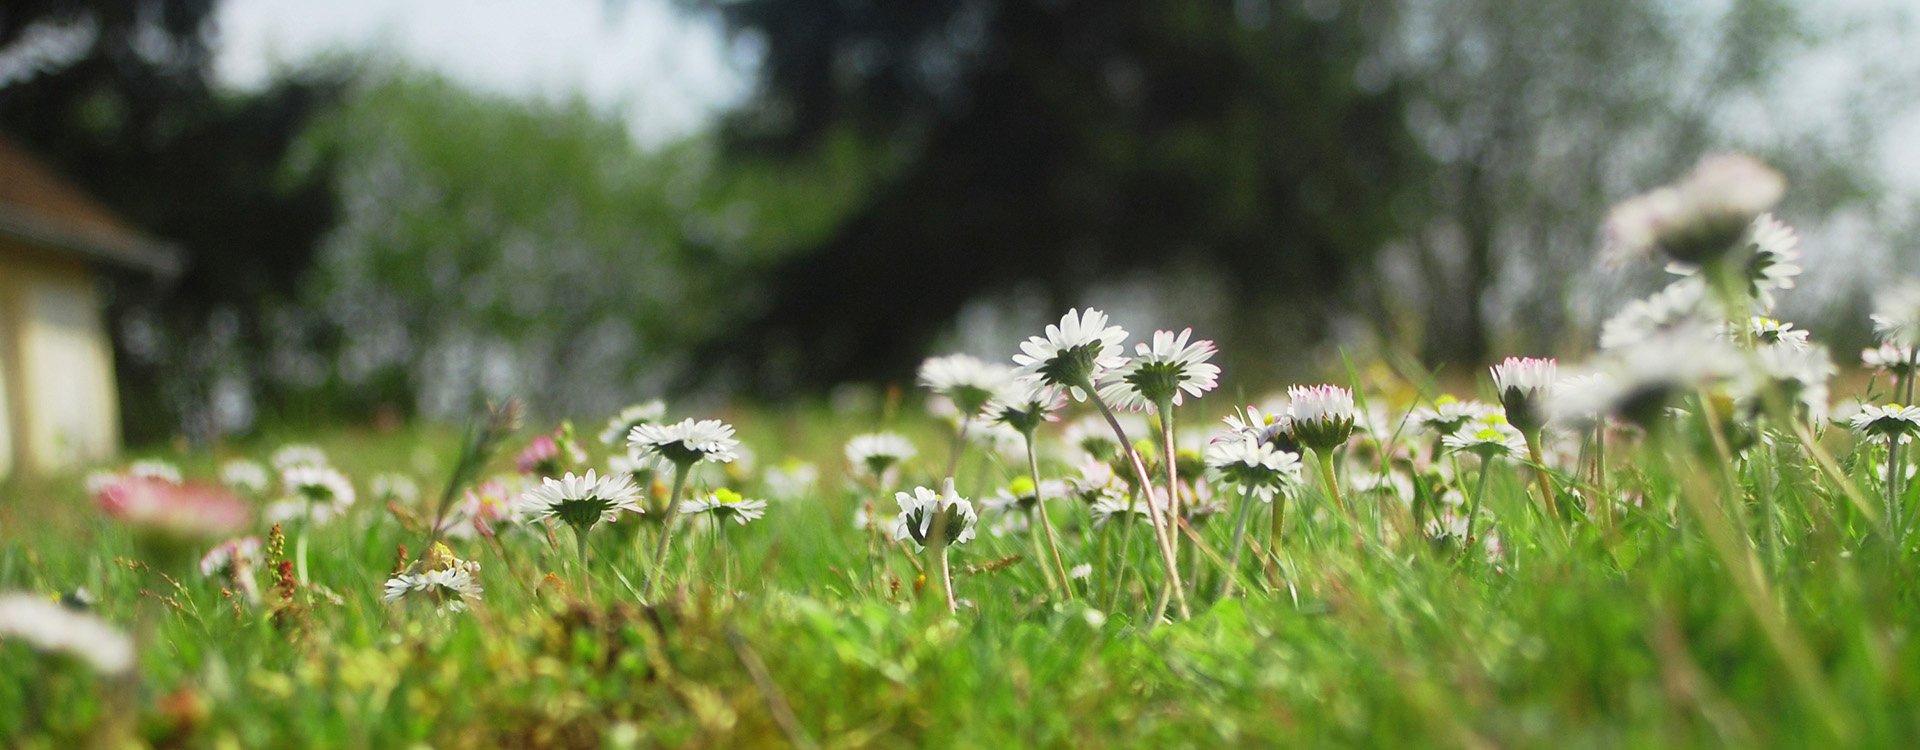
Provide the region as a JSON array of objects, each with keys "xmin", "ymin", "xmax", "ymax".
[
  {"xmin": 601, "ymin": 400, "xmax": 668, "ymax": 446},
  {"xmin": 1558, "ymin": 324, "xmax": 1736, "ymax": 429},
  {"xmin": 1012, "ymin": 308, "xmax": 1130, "ymax": 401},
  {"xmin": 1286, "ymin": 384, "xmax": 1356, "ymax": 453},
  {"xmin": 1599, "ymin": 278, "xmax": 1710, "ymax": 351},
  {"xmin": 1850, "ymin": 404, "xmax": 1920, "ymax": 445},
  {"xmin": 979, "ymin": 477, "xmax": 1070, "ymax": 515},
  {"xmin": 892, "ymin": 485, "xmax": 979, "ymax": 551},
  {"xmin": 1603, "ymin": 153, "xmax": 1786, "ymax": 267},
  {"xmin": 0, "ymin": 593, "xmax": 134, "ymax": 674},
  {"xmin": 370, "ymin": 473, "xmax": 420, "ymax": 505},
  {"xmin": 982, "ymin": 380, "xmax": 1067, "ymax": 436},
  {"xmin": 1090, "ymin": 489, "xmax": 1164, "ymax": 528},
  {"xmin": 1097, "ymin": 328, "xmax": 1221, "ymax": 412},
  {"xmin": 1442, "ymin": 414, "xmax": 1526, "ymax": 459},
  {"xmin": 1745, "ymin": 344, "xmax": 1834, "ymax": 423},
  {"xmin": 220, "ymin": 459, "xmax": 272, "ymax": 496},
  {"xmin": 1862, "ymin": 342, "xmax": 1918, "ymax": 377},
  {"xmin": 680, "ymin": 488, "xmax": 769, "ymax": 526},
  {"xmin": 1491, "ymin": 357, "xmax": 1556, "ymax": 435},
  {"xmin": 520, "ymin": 470, "xmax": 643, "ymax": 531},
  {"xmin": 629, "ymin": 418, "xmax": 742, "ymax": 467},
  {"xmin": 515, "ymin": 430, "xmax": 586, "ymax": 478},
  {"xmin": 282, "ymin": 465, "xmax": 356, "ymax": 513},
  {"xmin": 845, "ymin": 432, "xmax": 918, "ymax": 483},
  {"xmin": 763, "ymin": 459, "xmax": 818, "ymax": 501},
  {"xmin": 127, "ymin": 459, "xmax": 182, "ymax": 484},
  {"xmin": 1665, "ymin": 213, "xmax": 1805, "ymax": 312},
  {"xmin": 1204, "ymin": 434, "xmax": 1303, "ymax": 501},
  {"xmin": 95, "ymin": 478, "xmax": 252, "ymax": 542},
  {"xmin": 1410, "ymin": 397, "xmax": 1497, "ymax": 438},
  {"xmin": 1871, "ymin": 278, "xmax": 1920, "ymax": 349},
  {"xmin": 199, "ymin": 536, "xmax": 264, "ymax": 578},
  {"xmin": 383, "ymin": 564, "xmax": 484, "ymax": 614},
  {"xmin": 918, "ymin": 353, "xmax": 1014, "ymax": 417},
  {"xmin": 270, "ymin": 444, "xmax": 329, "ymax": 471},
  {"xmin": 1742, "ymin": 317, "xmax": 1809, "ymax": 350}
]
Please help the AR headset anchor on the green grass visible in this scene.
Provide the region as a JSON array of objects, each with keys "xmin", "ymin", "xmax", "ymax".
[{"xmin": 5, "ymin": 398, "xmax": 1920, "ymax": 749}]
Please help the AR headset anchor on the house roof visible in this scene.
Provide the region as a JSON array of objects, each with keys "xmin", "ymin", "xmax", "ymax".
[{"xmin": 0, "ymin": 134, "xmax": 182, "ymax": 276}]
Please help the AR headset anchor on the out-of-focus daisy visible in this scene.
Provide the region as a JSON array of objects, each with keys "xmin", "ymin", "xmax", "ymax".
[
  {"xmin": 892, "ymin": 485, "xmax": 978, "ymax": 551},
  {"xmin": 1862, "ymin": 342, "xmax": 1918, "ymax": 377},
  {"xmin": 445, "ymin": 479, "xmax": 523, "ymax": 538},
  {"xmin": 979, "ymin": 477, "xmax": 1070, "ymax": 516},
  {"xmin": 1556, "ymin": 324, "xmax": 1737, "ymax": 429},
  {"xmin": 1090, "ymin": 489, "xmax": 1164, "ymax": 528},
  {"xmin": 1491, "ymin": 357, "xmax": 1556, "ymax": 436},
  {"xmin": 220, "ymin": 459, "xmax": 271, "ymax": 496},
  {"xmin": 1221, "ymin": 402, "xmax": 1295, "ymax": 450},
  {"xmin": 1442, "ymin": 414, "xmax": 1526, "ymax": 459},
  {"xmin": 282, "ymin": 465, "xmax": 356, "ymax": 516},
  {"xmin": 1287, "ymin": 384, "xmax": 1356, "ymax": 453},
  {"xmin": 845, "ymin": 432, "xmax": 917, "ymax": 484},
  {"xmin": 600, "ymin": 401, "xmax": 667, "ymax": 446},
  {"xmin": 369, "ymin": 473, "xmax": 420, "ymax": 506},
  {"xmin": 127, "ymin": 459, "xmax": 182, "ymax": 484},
  {"xmin": 1097, "ymin": 328, "xmax": 1221, "ymax": 412},
  {"xmin": 1204, "ymin": 434, "xmax": 1303, "ymax": 501},
  {"xmin": 680, "ymin": 488, "xmax": 768, "ymax": 526},
  {"xmin": 1409, "ymin": 397, "xmax": 1497, "ymax": 439},
  {"xmin": 763, "ymin": 459, "xmax": 818, "ymax": 502},
  {"xmin": 520, "ymin": 470, "xmax": 643, "ymax": 531},
  {"xmin": 1599, "ymin": 279, "xmax": 1710, "ymax": 351},
  {"xmin": 1603, "ymin": 153, "xmax": 1785, "ymax": 267},
  {"xmin": 0, "ymin": 593, "xmax": 134, "ymax": 674},
  {"xmin": 964, "ymin": 417, "xmax": 1028, "ymax": 457},
  {"xmin": 1012, "ymin": 308, "xmax": 1130, "ymax": 401},
  {"xmin": 1743, "ymin": 344, "xmax": 1834, "ymax": 423},
  {"xmin": 199, "ymin": 536, "xmax": 263, "ymax": 578},
  {"xmin": 1665, "ymin": 212, "xmax": 1804, "ymax": 312},
  {"xmin": 1871, "ymin": 279, "xmax": 1920, "ymax": 348},
  {"xmin": 1850, "ymin": 404, "xmax": 1920, "ymax": 445},
  {"xmin": 95, "ymin": 478, "xmax": 252, "ymax": 543},
  {"xmin": 270, "ymin": 444, "xmax": 328, "ymax": 471},
  {"xmin": 383, "ymin": 549, "xmax": 484, "ymax": 615},
  {"xmin": 515, "ymin": 430, "xmax": 586, "ymax": 478},
  {"xmin": 629, "ymin": 418, "xmax": 742, "ymax": 467},
  {"xmin": 918, "ymin": 354, "xmax": 1014, "ymax": 418}
]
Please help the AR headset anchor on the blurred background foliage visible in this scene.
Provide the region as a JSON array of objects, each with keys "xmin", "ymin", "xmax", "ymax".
[{"xmin": 0, "ymin": 0, "xmax": 1914, "ymax": 441}]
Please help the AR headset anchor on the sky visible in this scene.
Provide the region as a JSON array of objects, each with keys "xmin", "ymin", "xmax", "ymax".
[{"xmin": 212, "ymin": 0, "xmax": 754, "ymax": 147}]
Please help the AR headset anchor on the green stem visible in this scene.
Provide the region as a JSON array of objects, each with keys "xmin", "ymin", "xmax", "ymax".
[
  {"xmin": 1090, "ymin": 388, "xmax": 1188, "ymax": 621},
  {"xmin": 294, "ymin": 519, "xmax": 310, "ymax": 586},
  {"xmin": 644, "ymin": 463, "xmax": 692, "ymax": 600},
  {"xmin": 1463, "ymin": 456, "xmax": 1494, "ymax": 557},
  {"xmin": 1026, "ymin": 433, "xmax": 1074, "ymax": 598},
  {"xmin": 573, "ymin": 524, "xmax": 594, "ymax": 599},
  {"xmin": 1223, "ymin": 484, "xmax": 1256, "ymax": 599}
]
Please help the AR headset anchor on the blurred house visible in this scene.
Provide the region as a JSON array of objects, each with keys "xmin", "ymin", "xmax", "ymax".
[{"xmin": 0, "ymin": 136, "xmax": 178, "ymax": 477}]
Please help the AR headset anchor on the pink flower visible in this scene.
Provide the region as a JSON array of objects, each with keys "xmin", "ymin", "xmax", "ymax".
[{"xmin": 96, "ymin": 478, "xmax": 252, "ymax": 540}]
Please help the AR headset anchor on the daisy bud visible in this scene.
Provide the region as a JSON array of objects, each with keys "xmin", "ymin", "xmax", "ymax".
[
  {"xmin": 1286, "ymin": 384, "xmax": 1356, "ymax": 454},
  {"xmin": 1491, "ymin": 357, "xmax": 1556, "ymax": 435}
]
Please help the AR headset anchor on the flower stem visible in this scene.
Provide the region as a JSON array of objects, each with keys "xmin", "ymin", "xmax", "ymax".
[
  {"xmin": 937, "ymin": 547, "xmax": 956, "ymax": 614},
  {"xmin": 294, "ymin": 518, "xmax": 310, "ymax": 586},
  {"xmin": 1463, "ymin": 456, "xmax": 1494, "ymax": 557},
  {"xmin": 1025, "ymin": 433, "xmax": 1074, "ymax": 598},
  {"xmin": 644, "ymin": 463, "xmax": 691, "ymax": 601},
  {"xmin": 1091, "ymin": 388, "xmax": 1189, "ymax": 621},
  {"xmin": 1316, "ymin": 449, "xmax": 1346, "ymax": 524},
  {"xmin": 1222, "ymin": 484, "xmax": 1256, "ymax": 599},
  {"xmin": 1157, "ymin": 398, "xmax": 1183, "ymax": 558},
  {"xmin": 1522, "ymin": 432, "xmax": 1560, "ymax": 519},
  {"xmin": 572, "ymin": 524, "xmax": 594, "ymax": 599}
]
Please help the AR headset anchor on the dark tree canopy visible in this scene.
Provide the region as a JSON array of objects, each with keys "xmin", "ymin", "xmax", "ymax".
[
  {"xmin": 0, "ymin": 0, "xmax": 341, "ymax": 439},
  {"xmin": 700, "ymin": 0, "xmax": 1424, "ymax": 394}
]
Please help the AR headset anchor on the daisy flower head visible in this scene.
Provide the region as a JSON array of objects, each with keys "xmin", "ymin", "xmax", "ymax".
[
  {"xmin": 1204, "ymin": 434, "xmax": 1303, "ymax": 500},
  {"xmin": 1664, "ymin": 213, "xmax": 1805, "ymax": 312},
  {"xmin": 1603, "ymin": 153, "xmax": 1786, "ymax": 267},
  {"xmin": 1410, "ymin": 397, "xmax": 1497, "ymax": 439},
  {"xmin": 601, "ymin": 400, "xmax": 668, "ymax": 446},
  {"xmin": 1742, "ymin": 317, "xmax": 1809, "ymax": 350},
  {"xmin": 845, "ymin": 432, "xmax": 917, "ymax": 483},
  {"xmin": 127, "ymin": 459, "xmax": 182, "ymax": 484},
  {"xmin": 444, "ymin": 479, "xmax": 522, "ymax": 538},
  {"xmin": 1599, "ymin": 278, "xmax": 1710, "ymax": 352},
  {"xmin": 892, "ymin": 484, "xmax": 979, "ymax": 551},
  {"xmin": 680, "ymin": 488, "xmax": 769, "ymax": 526},
  {"xmin": 982, "ymin": 379, "xmax": 1067, "ymax": 435},
  {"xmin": 384, "ymin": 551, "xmax": 484, "ymax": 615},
  {"xmin": 1287, "ymin": 384, "xmax": 1356, "ymax": 453},
  {"xmin": 220, "ymin": 459, "xmax": 271, "ymax": 496},
  {"xmin": 270, "ymin": 443, "xmax": 329, "ymax": 471},
  {"xmin": 1871, "ymin": 278, "xmax": 1920, "ymax": 348},
  {"xmin": 979, "ymin": 477, "xmax": 1069, "ymax": 515},
  {"xmin": 629, "ymin": 418, "xmax": 742, "ymax": 467},
  {"xmin": 283, "ymin": 465, "xmax": 356, "ymax": 511},
  {"xmin": 370, "ymin": 473, "xmax": 420, "ymax": 506},
  {"xmin": 1862, "ymin": 342, "xmax": 1918, "ymax": 377},
  {"xmin": 763, "ymin": 459, "xmax": 818, "ymax": 501},
  {"xmin": 1491, "ymin": 357, "xmax": 1556, "ymax": 435},
  {"xmin": 1091, "ymin": 487, "xmax": 1165, "ymax": 528},
  {"xmin": 1442, "ymin": 413, "xmax": 1526, "ymax": 459},
  {"xmin": 1012, "ymin": 308, "xmax": 1130, "ymax": 401},
  {"xmin": 1850, "ymin": 404, "xmax": 1920, "ymax": 445},
  {"xmin": 199, "ymin": 536, "xmax": 264, "ymax": 578},
  {"xmin": 0, "ymin": 593, "xmax": 134, "ymax": 674},
  {"xmin": 918, "ymin": 353, "xmax": 1014, "ymax": 417},
  {"xmin": 522, "ymin": 470, "xmax": 642, "ymax": 532},
  {"xmin": 96, "ymin": 478, "xmax": 252, "ymax": 542},
  {"xmin": 1097, "ymin": 328, "xmax": 1221, "ymax": 412},
  {"xmin": 515, "ymin": 430, "xmax": 587, "ymax": 478},
  {"xmin": 1569, "ymin": 324, "xmax": 1739, "ymax": 429},
  {"xmin": 1746, "ymin": 344, "xmax": 1834, "ymax": 423}
]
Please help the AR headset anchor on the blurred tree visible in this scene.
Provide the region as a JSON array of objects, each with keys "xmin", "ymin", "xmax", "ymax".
[
  {"xmin": 693, "ymin": 0, "xmax": 1425, "ymax": 394},
  {"xmin": 0, "ymin": 0, "xmax": 341, "ymax": 441}
]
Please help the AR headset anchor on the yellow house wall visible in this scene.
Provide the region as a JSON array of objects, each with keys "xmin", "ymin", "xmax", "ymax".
[{"xmin": 0, "ymin": 238, "xmax": 121, "ymax": 475}]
